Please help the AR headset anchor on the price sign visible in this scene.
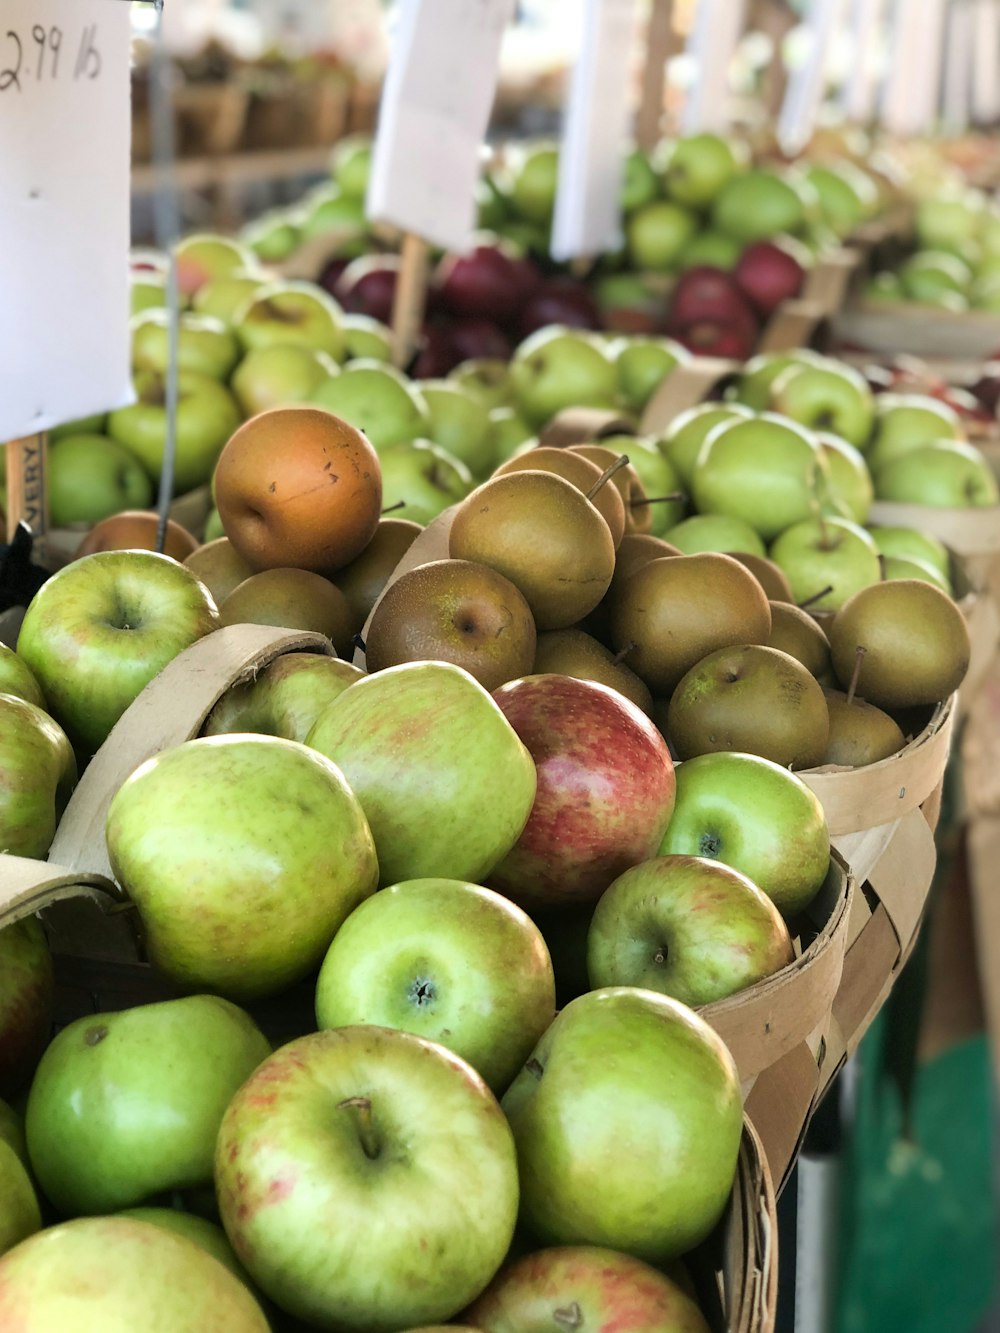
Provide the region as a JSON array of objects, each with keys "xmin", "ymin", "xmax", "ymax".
[
  {"xmin": 839, "ymin": 0, "xmax": 887, "ymax": 124},
  {"xmin": 943, "ymin": 1, "xmax": 974, "ymax": 133},
  {"xmin": 881, "ymin": 0, "xmax": 948, "ymax": 134},
  {"xmin": 0, "ymin": 0, "xmax": 132, "ymax": 441},
  {"xmin": 971, "ymin": 0, "xmax": 1000, "ymax": 124},
  {"xmin": 777, "ymin": 0, "xmax": 849, "ymax": 153},
  {"xmin": 681, "ymin": 0, "xmax": 748, "ymax": 135},
  {"xmin": 366, "ymin": 0, "xmax": 515, "ymax": 254},
  {"xmin": 551, "ymin": 0, "xmax": 640, "ymax": 262}
]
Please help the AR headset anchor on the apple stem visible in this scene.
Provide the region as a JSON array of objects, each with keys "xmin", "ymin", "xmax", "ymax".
[
  {"xmin": 586, "ymin": 455, "xmax": 629, "ymax": 501},
  {"xmin": 846, "ymin": 645, "xmax": 867, "ymax": 707},
  {"xmin": 630, "ymin": 491, "xmax": 686, "ymax": 507},
  {"xmin": 798, "ymin": 585, "xmax": 834, "ymax": 610},
  {"xmin": 611, "ymin": 641, "xmax": 637, "ymax": 666},
  {"xmin": 381, "ymin": 500, "xmax": 406, "ymax": 515},
  {"xmin": 337, "ymin": 1095, "xmax": 380, "ymax": 1160}
]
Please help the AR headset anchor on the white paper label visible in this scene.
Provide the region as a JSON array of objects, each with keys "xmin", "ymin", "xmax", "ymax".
[
  {"xmin": 839, "ymin": 0, "xmax": 887, "ymax": 123},
  {"xmin": 882, "ymin": 0, "xmax": 949, "ymax": 134},
  {"xmin": 366, "ymin": 0, "xmax": 515, "ymax": 254},
  {"xmin": 777, "ymin": 0, "xmax": 849, "ymax": 152},
  {"xmin": 972, "ymin": 0, "xmax": 1000, "ymax": 123},
  {"xmin": 0, "ymin": 0, "xmax": 132, "ymax": 441},
  {"xmin": 943, "ymin": 1, "xmax": 974, "ymax": 133},
  {"xmin": 550, "ymin": 0, "xmax": 640, "ymax": 262},
  {"xmin": 681, "ymin": 0, "xmax": 748, "ymax": 135}
]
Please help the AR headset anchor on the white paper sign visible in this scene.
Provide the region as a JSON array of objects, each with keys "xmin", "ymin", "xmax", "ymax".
[
  {"xmin": 550, "ymin": 0, "xmax": 640, "ymax": 262},
  {"xmin": 839, "ymin": 0, "xmax": 887, "ymax": 123},
  {"xmin": 681, "ymin": 0, "xmax": 748, "ymax": 135},
  {"xmin": 943, "ymin": 1, "xmax": 974, "ymax": 133},
  {"xmin": 777, "ymin": 0, "xmax": 850, "ymax": 152},
  {"xmin": 881, "ymin": 0, "xmax": 948, "ymax": 134},
  {"xmin": 971, "ymin": 0, "xmax": 1000, "ymax": 124},
  {"xmin": 366, "ymin": 0, "xmax": 515, "ymax": 254},
  {"xmin": 0, "ymin": 0, "xmax": 132, "ymax": 441}
]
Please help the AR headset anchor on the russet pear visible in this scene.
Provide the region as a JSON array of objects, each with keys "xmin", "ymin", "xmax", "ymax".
[
  {"xmin": 568, "ymin": 444, "xmax": 652, "ymax": 535},
  {"xmin": 767, "ymin": 601, "xmax": 833, "ymax": 681},
  {"xmin": 533, "ymin": 628, "xmax": 653, "ymax": 714},
  {"xmin": 493, "ymin": 446, "xmax": 627, "ymax": 548},
  {"xmin": 822, "ymin": 688, "xmax": 906, "ymax": 767}
]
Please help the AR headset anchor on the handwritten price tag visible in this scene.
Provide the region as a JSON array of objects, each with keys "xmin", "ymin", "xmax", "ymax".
[
  {"xmin": 0, "ymin": 0, "xmax": 132, "ymax": 441},
  {"xmin": 366, "ymin": 0, "xmax": 515, "ymax": 254}
]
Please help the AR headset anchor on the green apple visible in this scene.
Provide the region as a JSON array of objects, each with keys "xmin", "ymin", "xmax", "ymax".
[
  {"xmin": 342, "ymin": 313, "xmax": 393, "ymax": 361},
  {"xmin": 770, "ymin": 515, "xmax": 881, "ymax": 611},
  {"xmin": 597, "ymin": 434, "xmax": 684, "ymax": 534},
  {"xmin": 378, "ymin": 439, "xmax": 473, "ymax": 523},
  {"xmin": 625, "ymin": 201, "xmax": 698, "ymax": 271},
  {"xmin": 450, "ymin": 359, "xmax": 514, "ymax": 411},
  {"xmin": 863, "ymin": 271, "xmax": 904, "ymax": 303},
  {"xmin": 510, "ymin": 328, "xmax": 618, "ymax": 429},
  {"xmin": 875, "ymin": 441, "xmax": 1000, "ymax": 507},
  {"xmin": 0, "ymin": 921, "xmax": 54, "ymax": 1103},
  {"xmin": 106, "ymin": 735, "xmax": 378, "ymax": 998},
  {"xmin": 915, "ymin": 193, "xmax": 984, "ymax": 252},
  {"xmin": 587, "ymin": 855, "xmax": 793, "ymax": 1005},
  {"xmin": 867, "ymin": 392, "xmax": 964, "ymax": 471},
  {"xmin": 315, "ymin": 878, "xmax": 555, "ymax": 1093},
  {"xmin": 881, "ymin": 554, "xmax": 951, "ymax": 594},
  {"xmin": 0, "ymin": 1099, "xmax": 27, "ymax": 1167},
  {"xmin": 676, "ymin": 229, "xmax": 743, "ymax": 271},
  {"xmin": 509, "ymin": 142, "xmax": 559, "ymax": 222},
  {"xmin": 734, "ymin": 348, "xmax": 827, "ymax": 410},
  {"xmin": 0, "ymin": 1216, "xmax": 270, "ymax": 1329},
  {"xmin": 663, "ymin": 513, "xmax": 766, "ymax": 556},
  {"xmin": 241, "ymin": 210, "xmax": 303, "ymax": 263},
  {"xmin": 769, "ymin": 362, "xmax": 875, "ymax": 448},
  {"xmin": 868, "ymin": 526, "xmax": 951, "ymax": 579},
  {"xmin": 108, "ymin": 370, "xmax": 241, "ymax": 493},
  {"xmin": 691, "ymin": 414, "xmax": 828, "ymax": 541},
  {"xmin": 419, "ymin": 380, "xmax": 496, "ymax": 477},
  {"xmin": 48, "ymin": 411, "xmax": 107, "ymax": 442},
  {"xmin": 118, "ymin": 1209, "xmax": 249, "ymax": 1285},
  {"xmin": 658, "ymin": 751, "xmax": 830, "ymax": 916},
  {"xmin": 0, "ymin": 1141, "xmax": 40, "ymax": 1257},
  {"xmin": 215, "ymin": 1027, "xmax": 519, "ymax": 1330},
  {"xmin": 662, "ymin": 133, "xmax": 742, "ymax": 209},
  {"xmin": 231, "ymin": 344, "xmax": 340, "ymax": 418},
  {"xmin": 711, "ymin": 170, "xmax": 807, "ymax": 244},
  {"xmin": 621, "ymin": 147, "xmax": 660, "ymax": 211},
  {"xmin": 205, "ymin": 508, "xmax": 225, "ymax": 542},
  {"xmin": 802, "ymin": 161, "xmax": 878, "ymax": 237},
  {"xmin": 490, "ymin": 408, "xmax": 536, "ymax": 464},
  {"xmin": 175, "ymin": 233, "xmax": 255, "ymax": 297},
  {"xmin": 300, "ymin": 186, "xmax": 367, "ymax": 243},
  {"xmin": 26, "ymin": 995, "xmax": 270, "ymax": 1215},
  {"xmin": 658, "ymin": 403, "xmax": 752, "ymax": 488},
  {"xmin": 48, "ymin": 434, "xmax": 153, "ymax": 527},
  {"xmin": 234, "ymin": 280, "xmax": 347, "ymax": 363},
  {"xmin": 131, "ymin": 309, "xmax": 241, "ymax": 382},
  {"xmin": 17, "ymin": 551, "xmax": 219, "ymax": 755},
  {"xmin": 202, "ymin": 652, "xmax": 363, "ymax": 745},
  {"xmin": 899, "ymin": 251, "xmax": 972, "ymax": 303},
  {"xmin": 192, "ymin": 272, "xmax": 267, "ymax": 326},
  {"xmin": 819, "ymin": 433, "xmax": 874, "ymax": 524},
  {"xmin": 310, "ymin": 359, "xmax": 430, "ymax": 450},
  {"xmin": 615, "ymin": 337, "xmax": 688, "ymax": 415},
  {"xmin": 502, "ymin": 987, "xmax": 742, "ymax": 1261},
  {"xmin": 130, "ymin": 272, "xmax": 167, "ymax": 316},
  {"xmin": 306, "ymin": 661, "xmax": 536, "ymax": 886},
  {"xmin": 331, "ymin": 135, "xmax": 373, "ymax": 199},
  {"xmin": 0, "ymin": 644, "xmax": 44, "ymax": 708},
  {"xmin": 0, "ymin": 694, "xmax": 76, "ymax": 859}
]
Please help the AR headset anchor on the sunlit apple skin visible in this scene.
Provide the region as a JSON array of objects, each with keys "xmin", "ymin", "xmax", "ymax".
[
  {"xmin": 587, "ymin": 855, "xmax": 793, "ymax": 1006},
  {"xmin": 0, "ymin": 920, "xmax": 55, "ymax": 1101},
  {"xmin": 463, "ymin": 1245, "xmax": 711, "ymax": 1333},
  {"xmin": 214, "ymin": 1027, "xmax": 519, "ymax": 1332},
  {"xmin": 488, "ymin": 676, "xmax": 675, "ymax": 911},
  {"xmin": 501, "ymin": 987, "xmax": 742, "ymax": 1262},
  {"xmin": 0, "ymin": 695, "xmax": 76, "ymax": 859},
  {"xmin": 315, "ymin": 879, "xmax": 556, "ymax": 1094}
]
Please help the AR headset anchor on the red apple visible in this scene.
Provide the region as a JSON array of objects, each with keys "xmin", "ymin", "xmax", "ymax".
[
  {"xmin": 334, "ymin": 255, "xmax": 401, "ymax": 324},
  {"xmin": 412, "ymin": 325, "xmax": 461, "ymax": 379},
  {"xmin": 435, "ymin": 240, "xmax": 523, "ymax": 325},
  {"xmin": 488, "ymin": 675, "xmax": 676, "ymax": 911},
  {"xmin": 448, "ymin": 318, "xmax": 512, "ymax": 364},
  {"xmin": 969, "ymin": 362, "xmax": 1000, "ymax": 416},
  {"xmin": 518, "ymin": 278, "xmax": 601, "ymax": 338},
  {"xmin": 733, "ymin": 240, "xmax": 806, "ymax": 318},
  {"xmin": 317, "ymin": 257, "xmax": 352, "ymax": 299},
  {"xmin": 668, "ymin": 266, "xmax": 751, "ymax": 328},
  {"xmin": 508, "ymin": 255, "xmax": 546, "ymax": 309},
  {"xmin": 0, "ymin": 919, "xmax": 54, "ymax": 1099},
  {"xmin": 673, "ymin": 318, "xmax": 757, "ymax": 360}
]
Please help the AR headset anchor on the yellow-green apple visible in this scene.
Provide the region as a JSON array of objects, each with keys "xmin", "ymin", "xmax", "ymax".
[
  {"xmin": 867, "ymin": 393, "xmax": 964, "ymax": 471},
  {"xmin": 108, "ymin": 370, "xmax": 241, "ymax": 493},
  {"xmin": 615, "ymin": 338, "xmax": 689, "ymax": 415},
  {"xmin": 734, "ymin": 348, "xmax": 827, "ymax": 411},
  {"xmin": 502, "ymin": 987, "xmax": 742, "ymax": 1261},
  {"xmin": 0, "ymin": 696, "xmax": 76, "ymax": 858},
  {"xmin": 175, "ymin": 233, "xmax": 256, "ymax": 298},
  {"xmin": 214, "ymin": 1027, "xmax": 519, "ymax": 1330},
  {"xmin": 509, "ymin": 140, "xmax": 559, "ymax": 222},
  {"xmin": 131, "ymin": 310, "xmax": 240, "ymax": 382},
  {"xmin": 26, "ymin": 995, "xmax": 270, "ymax": 1215},
  {"xmin": 310, "ymin": 359, "xmax": 430, "ymax": 450},
  {"xmin": 0, "ymin": 1216, "xmax": 271, "ymax": 1330},
  {"xmin": 691, "ymin": 414, "xmax": 828, "ymax": 541},
  {"xmin": 419, "ymin": 381, "xmax": 496, "ymax": 477},
  {"xmin": 658, "ymin": 751, "xmax": 830, "ymax": 917},
  {"xmin": 182, "ymin": 538, "xmax": 255, "ymax": 606},
  {"xmin": 874, "ymin": 441, "xmax": 999, "ymax": 506},
  {"xmin": 769, "ymin": 515, "xmax": 881, "ymax": 611},
  {"xmin": 379, "ymin": 440, "xmax": 473, "ymax": 524},
  {"xmin": 487, "ymin": 676, "xmax": 675, "ymax": 911},
  {"xmin": 620, "ymin": 146, "xmax": 660, "ymax": 210},
  {"xmin": 0, "ymin": 645, "xmax": 43, "ymax": 708},
  {"xmin": 711, "ymin": 168, "xmax": 808, "ymax": 243},
  {"xmin": 0, "ymin": 919, "xmax": 55, "ymax": 1099},
  {"xmin": 48, "ymin": 411, "xmax": 107, "ymax": 442},
  {"xmin": 510, "ymin": 328, "xmax": 618, "ymax": 428},
  {"xmin": 881, "ymin": 554, "xmax": 951, "ymax": 593},
  {"xmin": 306, "ymin": 662, "xmax": 536, "ymax": 887},
  {"xmin": 48, "ymin": 434, "xmax": 153, "ymax": 527},
  {"xmin": 192, "ymin": 273, "xmax": 267, "ymax": 326},
  {"xmin": 233, "ymin": 280, "xmax": 347, "ymax": 363},
  {"xmin": 0, "ymin": 1099, "xmax": 26, "ymax": 1166},
  {"xmin": 315, "ymin": 879, "xmax": 555, "ymax": 1093},
  {"xmin": 663, "ymin": 513, "xmax": 767, "ymax": 556},
  {"xmin": 130, "ymin": 272, "xmax": 167, "ymax": 316},
  {"xmin": 450, "ymin": 358, "xmax": 514, "ymax": 411},
  {"xmin": 597, "ymin": 435, "xmax": 684, "ymax": 535},
  {"xmin": 0, "ymin": 1140, "xmax": 40, "ymax": 1257},
  {"xmin": 202, "ymin": 653, "xmax": 363, "ymax": 745},
  {"xmin": 118, "ymin": 1208, "xmax": 249, "ymax": 1286},
  {"xmin": 241, "ymin": 211, "xmax": 302, "ymax": 263},
  {"xmin": 769, "ymin": 362, "xmax": 875, "ymax": 448},
  {"xmin": 342, "ymin": 313, "xmax": 392, "ymax": 361},
  {"xmin": 17, "ymin": 552, "xmax": 219, "ymax": 755},
  {"xmin": 625, "ymin": 201, "xmax": 698, "ymax": 270},
  {"xmin": 105, "ymin": 735, "xmax": 378, "ymax": 999},
  {"xmin": 663, "ymin": 132, "xmax": 743, "ymax": 208},
  {"xmin": 587, "ymin": 855, "xmax": 794, "ymax": 1005},
  {"xmin": 818, "ymin": 432, "xmax": 873, "ymax": 523},
  {"xmin": 804, "ymin": 161, "xmax": 878, "ymax": 236},
  {"xmin": 463, "ymin": 1245, "xmax": 711, "ymax": 1333},
  {"xmin": 231, "ymin": 344, "xmax": 340, "ymax": 418},
  {"xmin": 869, "ymin": 526, "xmax": 951, "ymax": 578},
  {"xmin": 331, "ymin": 135, "xmax": 373, "ymax": 198},
  {"xmin": 299, "ymin": 185, "xmax": 367, "ymax": 243}
]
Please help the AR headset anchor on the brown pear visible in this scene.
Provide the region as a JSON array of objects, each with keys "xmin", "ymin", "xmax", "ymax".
[
  {"xmin": 493, "ymin": 447, "xmax": 626, "ymax": 549},
  {"xmin": 768, "ymin": 602, "xmax": 833, "ymax": 681},
  {"xmin": 610, "ymin": 553, "xmax": 772, "ymax": 694},
  {"xmin": 202, "ymin": 653, "xmax": 362, "ymax": 744},
  {"xmin": 333, "ymin": 517, "xmax": 422, "ymax": 632},
  {"xmin": 219, "ymin": 568, "xmax": 355, "ymax": 656},
  {"xmin": 183, "ymin": 538, "xmax": 255, "ymax": 605},
  {"xmin": 829, "ymin": 579, "xmax": 971, "ymax": 709},
  {"xmin": 611, "ymin": 534, "xmax": 683, "ymax": 593},
  {"xmin": 822, "ymin": 688, "xmax": 906, "ymax": 767},
  {"xmin": 449, "ymin": 471, "xmax": 616, "ymax": 630},
  {"xmin": 364, "ymin": 559, "xmax": 536, "ymax": 690},
  {"xmin": 568, "ymin": 444, "xmax": 652, "ymax": 535},
  {"xmin": 533, "ymin": 628, "xmax": 653, "ymax": 714},
  {"xmin": 667, "ymin": 644, "xmax": 830, "ymax": 769},
  {"xmin": 728, "ymin": 552, "xmax": 795, "ymax": 603}
]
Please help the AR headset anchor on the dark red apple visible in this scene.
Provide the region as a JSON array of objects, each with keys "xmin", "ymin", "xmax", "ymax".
[
  {"xmin": 334, "ymin": 255, "xmax": 401, "ymax": 324},
  {"xmin": 448, "ymin": 317, "xmax": 512, "ymax": 363},
  {"xmin": 0, "ymin": 918, "xmax": 54, "ymax": 1098},
  {"xmin": 488, "ymin": 675, "xmax": 676, "ymax": 910},
  {"xmin": 969, "ymin": 362, "xmax": 1000, "ymax": 416},
  {"xmin": 733, "ymin": 240, "xmax": 806, "ymax": 318},
  {"xmin": 518, "ymin": 278, "xmax": 601, "ymax": 338},
  {"xmin": 508, "ymin": 254, "xmax": 546, "ymax": 309},
  {"xmin": 411, "ymin": 324, "xmax": 460, "ymax": 378},
  {"xmin": 673, "ymin": 318, "xmax": 758, "ymax": 360},
  {"xmin": 668, "ymin": 266, "xmax": 751, "ymax": 328},
  {"xmin": 317, "ymin": 256, "xmax": 352, "ymax": 299},
  {"xmin": 435, "ymin": 238, "xmax": 523, "ymax": 324}
]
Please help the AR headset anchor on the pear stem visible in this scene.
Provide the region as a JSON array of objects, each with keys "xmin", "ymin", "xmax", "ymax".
[
  {"xmin": 798, "ymin": 585, "xmax": 834, "ymax": 610},
  {"xmin": 338, "ymin": 1095, "xmax": 380, "ymax": 1160},
  {"xmin": 878, "ymin": 553, "xmax": 886, "ymax": 580},
  {"xmin": 630, "ymin": 491, "xmax": 686, "ymax": 507},
  {"xmin": 846, "ymin": 645, "xmax": 867, "ymax": 707},
  {"xmin": 586, "ymin": 455, "xmax": 629, "ymax": 501},
  {"xmin": 381, "ymin": 500, "xmax": 406, "ymax": 516},
  {"xmin": 612, "ymin": 641, "xmax": 637, "ymax": 666}
]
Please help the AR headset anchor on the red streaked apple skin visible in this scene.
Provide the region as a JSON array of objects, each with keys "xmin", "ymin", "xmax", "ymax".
[
  {"xmin": 463, "ymin": 1245, "xmax": 711, "ymax": 1333},
  {"xmin": 489, "ymin": 675, "xmax": 676, "ymax": 910}
]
